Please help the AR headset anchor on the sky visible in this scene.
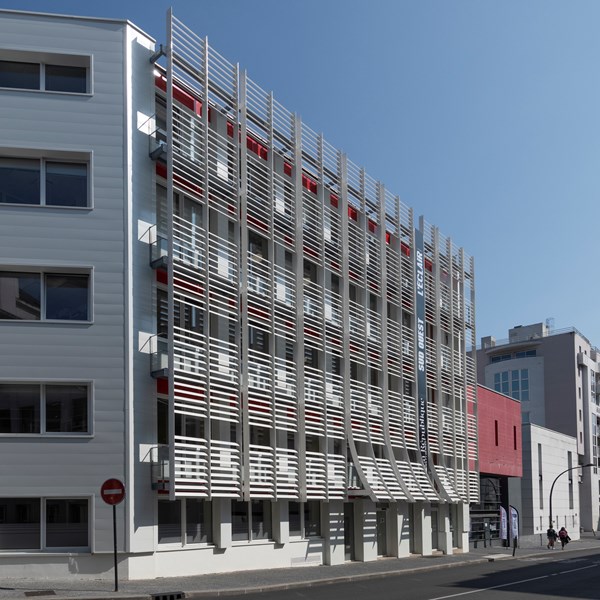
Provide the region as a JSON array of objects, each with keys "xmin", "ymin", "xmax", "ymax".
[{"xmin": 3, "ymin": 0, "xmax": 600, "ymax": 346}]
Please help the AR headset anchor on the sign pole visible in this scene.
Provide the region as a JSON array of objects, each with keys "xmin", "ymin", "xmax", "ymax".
[
  {"xmin": 100, "ymin": 478, "xmax": 125, "ymax": 594},
  {"xmin": 113, "ymin": 503, "xmax": 118, "ymax": 592}
]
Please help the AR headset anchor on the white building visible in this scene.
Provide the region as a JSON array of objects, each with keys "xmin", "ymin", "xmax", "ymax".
[{"xmin": 0, "ymin": 9, "xmax": 478, "ymax": 580}]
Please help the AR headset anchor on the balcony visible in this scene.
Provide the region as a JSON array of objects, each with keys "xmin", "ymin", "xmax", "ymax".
[
  {"xmin": 150, "ymin": 444, "xmax": 170, "ymax": 492},
  {"xmin": 150, "ymin": 335, "xmax": 168, "ymax": 378}
]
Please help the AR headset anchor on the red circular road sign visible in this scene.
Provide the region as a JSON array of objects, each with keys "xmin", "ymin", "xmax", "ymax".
[{"xmin": 100, "ymin": 478, "xmax": 126, "ymax": 505}]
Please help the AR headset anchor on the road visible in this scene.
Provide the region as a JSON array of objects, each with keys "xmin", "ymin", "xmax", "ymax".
[{"xmin": 209, "ymin": 548, "xmax": 600, "ymax": 600}]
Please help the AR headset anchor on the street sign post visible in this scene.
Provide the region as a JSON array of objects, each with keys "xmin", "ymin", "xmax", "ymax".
[{"xmin": 100, "ymin": 478, "xmax": 125, "ymax": 592}]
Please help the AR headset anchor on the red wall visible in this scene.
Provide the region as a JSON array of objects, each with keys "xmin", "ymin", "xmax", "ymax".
[{"xmin": 477, "ymin": 385, "xmax": 522, "ymax": 477}]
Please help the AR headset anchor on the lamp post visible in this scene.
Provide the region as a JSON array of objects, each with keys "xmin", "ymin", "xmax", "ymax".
[{"xmin": 548, "ymin": 463, "xmax": 594, "ymax": 528}]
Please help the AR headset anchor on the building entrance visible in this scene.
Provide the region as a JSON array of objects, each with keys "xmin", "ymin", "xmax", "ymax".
[
  {"xmin": 431, "ymin": 505, "xmax": 439, "ymax": 550},
  {"xmin": 376, "ymin": 504, "xmax": 387, "ymax": 556}
]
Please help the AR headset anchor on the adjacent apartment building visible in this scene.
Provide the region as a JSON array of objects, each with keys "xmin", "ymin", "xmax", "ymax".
[
  {"xmin": 477, "ymin": 322, "xmax": 598, "ymax": 536},
  {"xmin": 0, "ymin": 9, "xmax": 478, "ymax": 579}
]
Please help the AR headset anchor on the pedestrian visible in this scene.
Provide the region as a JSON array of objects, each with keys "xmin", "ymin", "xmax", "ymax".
[
  {"xmin": 558, "ymin": 527, "xmax": 570, "ymax": 549},
  {"xmin": 547, "ymin": 525, "xmax": 558, "ymax": 549}
]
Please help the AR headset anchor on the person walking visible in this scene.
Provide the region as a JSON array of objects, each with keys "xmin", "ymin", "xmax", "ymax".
[
  {"xmin": 547, "ymin": 525, "xmax": 558, "ymax": 549},
  {"xmin": 558, "ymin": 527, "xmax": 570, "ymax": 549}
]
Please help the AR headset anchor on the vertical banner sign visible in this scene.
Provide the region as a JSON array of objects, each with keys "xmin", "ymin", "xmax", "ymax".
[
  {"xmin": 500, "ymin": 506, "xmax": 508, "ymax": 540},
  {"xmin": 510, "ymin": 505, "xmax": 519, "ymax": 539},
  {"xmin": 414, "ymin": 228, "xmax": 429, "ymax": 471}
]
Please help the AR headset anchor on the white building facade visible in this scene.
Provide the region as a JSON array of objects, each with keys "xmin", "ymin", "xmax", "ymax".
[{"xmin": 0, "ymin": 9, "xmax": 478, "ymax": 580}]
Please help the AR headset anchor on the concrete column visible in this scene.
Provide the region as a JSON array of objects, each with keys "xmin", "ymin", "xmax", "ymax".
[
  {"xmin": 457, "ymin": 503, "xmax": 470, "ymax": 551},
  {"xmin": 322, "ymin": 500, "xmax": 345, "ymax": 565},
  {"xmin": 412, "ymin": 502, "xmax": 433, "ymax": 556},
  {"xmin": 389, "ymin": 502, "xmax": 411, "ymax": 557},
  {"xmin": 437, "ymin": 503, "xmax": 453, "ymax": 555},
  {"xmin": 354, "ymin": 499, "xmax": 377, "ymax": 562},
  {"xmin": 272, "ymin": 500, "xmax": 289, "ymax": 545},
  {"xmin": 212, "ymin": 498, "xmax": 231, "ymax": 549}
]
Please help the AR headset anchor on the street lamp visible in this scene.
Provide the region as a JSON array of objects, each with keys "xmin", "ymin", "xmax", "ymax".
[{"xmin": 548, "ymin": 463, "xmax": 594, "ymax": 528}]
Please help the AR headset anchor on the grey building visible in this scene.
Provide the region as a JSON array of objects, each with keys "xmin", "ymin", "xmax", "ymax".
[{"xmin": 477, "ymin": 322, "xmax": 600, "ymax": 532}]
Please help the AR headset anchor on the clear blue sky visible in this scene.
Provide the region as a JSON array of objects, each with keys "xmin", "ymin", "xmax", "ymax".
[{"xmin": 4, "ymin": 0, "xmax": 600, "ymax": 346}]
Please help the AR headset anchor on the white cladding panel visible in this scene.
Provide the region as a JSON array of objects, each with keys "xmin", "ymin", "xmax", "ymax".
[{"xmin": 0, "ymin": 12, "xmax": 154, "ymax": 553}]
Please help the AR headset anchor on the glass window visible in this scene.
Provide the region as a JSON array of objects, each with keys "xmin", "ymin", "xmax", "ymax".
[
  {"xmin": 45, "ymin": 162, "xmax": 88, "ymax": 207},
  {"xmin": 45, "ymin": 274, "xmax": 89, "ymax": 321},
  {"xmin": 289, "ymin": 501, "xmax": 302, "ymax": 536},
  {"xmin": 0, "ymin": 384, "xmax": 40, "ymax": 434},
  {"xmin": 0, "ymin": 60, "xmax": 39, "ymax": 89},
  {"xmin": 186, "ymin": 499, "xmax": 212, "ymax": 544},
  {"xmin": 158, "ymin": 500, "xmax": 181, "ymax": 544},
  {"xmin": 46, "ymin": 499, "xmax": 88, "ymax": 548},
  {"xmin": 45, "ymin": 64, "xmax": 87, "ymax": 93},
  {"xmin": 0, "ymin": 498, "xmax": 40, "ymax": 549},
  {"xmin": 251, "ymin": 500, "xmax": 271, "ymax": 540},
  {"xmin": 0, "ymin": 272, "xmax": 41, "ymax": 320},
  {"xmin": 45, "ymin": 385, "xmax": 88, "ymax": 433},
  {"xmin": 0, "ymin": 158, "xmax": 40, "ymax": 205},
  {"xmin": 304, "ymin": 501, "xmax": 321, "ymax": 537},
  {"xmin": 231, "ymin": 500, "xmax": 249, "ymax": 541}
]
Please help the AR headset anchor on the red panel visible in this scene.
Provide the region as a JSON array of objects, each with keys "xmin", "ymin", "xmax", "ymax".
[
  {"xmin": 155, "ymin": 162, "xmax": 167, "ymax": 180},
  {"xmin": 227, "ymin": 122, "xmax": 234, "ymax": 137},
  {"xmin": 348, "ymin": 206, "xmax": 358, "ymax": 221},
  {"xmin": 157, "ymin": 378, "xmax": 168, "ymax": 395},
  {"xmin": 477, "ymin": 385, "xmax": 523, "ymax": 477},
  {"xmin": 330, "ymin": 193, "xmax": 339, "ymax": 207},
  {"xmin": 368, "ymin": 218, "xmax": 377, "ymax": 233},
  {"xmin": 401, "ymin": 242, "xmax": 411, "ymax": 257},
  {"xmin": 156, "ymin": 269, "xmax": 168, "ymax": 285},
  {"xmin": 425, "ymin": 258, "xmax": 433, "ymax": 272},
  {"xmin": 284, "ymin": 162, "xmax": 293, "ymax": 176}
]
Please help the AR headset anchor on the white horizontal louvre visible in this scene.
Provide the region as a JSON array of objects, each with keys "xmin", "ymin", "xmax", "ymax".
[
  {"xmin": 402, "ymin": 324, "xmax": 415, "ymax": 375},
  {"xmin": 326, "ymin": 454, "xmax": 346, "ymax": 499},
  {"xmin": 403, "ymin": 394, "xmax": 418, "ymax": 450},
  {"xmin": 388, "ymin": 390, "xmax": 404, "ymax": 448},
  {"xmin": 247, "ymin": 156, "xmax": 271, "ymax": 236},
  {"xmin": 325, "ymin": 373, "xmax": 344, "ymax": 440},
  {"xmin": 173, "ymin": 435, "xmax": 209, "ymax": 497},
  {"xmin": 304, "ymin": 367, "xmax": 325, "ymax": 437},
  {"xmin": 324, "ymin": 289, "xmax": 343, "ymax": 356},
  {"xmin": 387, "ymin": 319, "xmax": 402, "ymax": 377},
  {"xmin": 274, "ymin": 358, "xmax": 297, "ymax": 432},
  {"xmin": 410, "ymin": 462, "xmax": 439, "ymax": 501},
  {"xmin": 466, "ymin": 354, "xmax": 476, "ymax": 383},
  {"xmin": 427, "ymin": 399, "xmax": 440, "ymax": 453},
  {"xmin": 208, "ymin": 337, "xmax": 239, "ymax": 422},
  {"xmin": 452, "ymin": 289, "xmax": 462, "ymax": 323},
  {"xmin": 347, "ymin": 220, "xmax": 365, "ymax": 287},
  {"xmin": 376, "ymin": 457, "xmax": 407, "ymax": 500},
  {"xmin": 350, "ymin": 379, "xmax": 368, "ymax": 443},
  {"xmin": 426, "ymin": 338, "xmax": 437, "ymax": 389},
  {"xmin": 468, "ymin": 413, "xmax": 478, "ymax": 462},
  {"xmin": 247, "ymin": 348, "xmax": 273, "ymax": 428},
  {"xmin": 248, "ymin": 444, "xmax": 275, "ymax": 498},
  {"xmin": 173, "ymin": 327, "xmax": 207, "ymax": 418},
  {"xmin": 386, "ymin": 247, "xmax": 401, "ymax": 306},
  {"xmin": 173, "ymin": 214, "xmax": 205, "ymax": 274},
  {"xmin": 302, "ymin": 191, "xmax": 323, "ymax": 265},
  {"xmin": 454, "ymin": 409, "xmax": 466, "ymax": 443},
  {"xmin": 367, "ymin": 385, "xmax": 384, "ymax": 444},
  {"xmin": 396, "ymin": 461, "xmax": 426, "ymax": 500},
  {"xmin": 305, "ymin": 451, "xmax": 327, "ymax": 499},
  {"xmin": 358, "ymin": 456, "xmax": 391, "ymax": 500},
  {"xmin": 441, "ymin": 345, "xmax": 453, "ymax": 394},
  {"xmin": 207, "ymin": 233, "xmax": 238, "ymax": 319},
  {"xmin": 442, "ymin": 406, "xmax": 454, "ymax": 454},
  {"xmin": 469, "ymin": 471, "xmax": 480, "ymax": 502},
  {"xmin": 348, "ymin": 300, "xmax": 366, "ymax": 365},
  {"xmin": 303, "ymin": 280, "xmax": 323, "ymax": 350},
  {"xmin": 366, "ymin": 309, "xmax": 382, "ymax": 368},
  {"xmin": 366, "ymin": 235, "xmax": 381, "ymax": 295},
  {"xmin": 273, "ymin": 263, "xmax": 296, "ymax": 341},
  {"xmin": 247, "ymin": 253, "xmax": 272, "ymax": 332},
  {"xmin": 273, "ymin": 171, "xmax": 295, "ymax": 249},
  {"xmin": 210, "ymin": 440, "xmax": 241, "ymax": 497},
  {"xmin": 434, "ymin": 465, "xmax": 462, "ymax": 502},
  {"xmin": 323, "ymin": 205, "xmax": 341, "ymax": 274},
  {"xmin": 401, "ymin": 252, "xmax": 413, "ymax": 311},
  {"xmin": 454, "ymin": 468, "xmax": 468, "ymax": 499},
  {"xmin": 207, "ymin": 127, "xmax": 237, "ymax": 219},
  {"xmin": 439, "ymin": 285, "xmax": 451, "ymax": 333},
  {"xmin": 453, "ymin": 349, "xmax": 464, "ymax": 379},
  {"xmin": 275, "ymin": 448, "xmax": 299, "ymax": 498}
]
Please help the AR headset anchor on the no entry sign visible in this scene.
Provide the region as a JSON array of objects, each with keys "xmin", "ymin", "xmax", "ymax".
[{"xmin": 100, "ymin": 478, "xmax": 126, "ymax": 505}]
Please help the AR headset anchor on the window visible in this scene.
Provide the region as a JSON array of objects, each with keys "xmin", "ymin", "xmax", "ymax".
[
  {"xmin": 0, "ymin": 498, "xmax": 89, "ymax": 551},
  {"xmin": 0, "ymin": 383, "xmax": 89, "ymax": 434},
  {"xmin": 0, "ymin": 51, "xmax": 89, "ymax": 94},
  {"xmin": 493, "ymin": 368, "xmax": 528, "ymax": 401},
  {"xmin": 0, "ymin": 157, "xmax": 89, "ymax": 207},
  {"xmin": 0, "ymin": 271, "xmax": 90, "ymax": 321},
  {"xmin": 231, "ymin": 500, "xmax": 272, "ymax": 541},
  {"xmin": 304, "ymin": 500, "xmax": 321, "ymax": 537}
]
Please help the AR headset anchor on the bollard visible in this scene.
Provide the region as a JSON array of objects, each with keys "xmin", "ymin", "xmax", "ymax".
[{"xmin": 512, "ymin": 536, "xmax": 518, "ymax": 556}]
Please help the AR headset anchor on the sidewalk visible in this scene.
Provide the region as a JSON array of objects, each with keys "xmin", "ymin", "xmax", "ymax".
[{"xmin": 0, "ymin": 534, "xmax": 597, "ymax": 600}]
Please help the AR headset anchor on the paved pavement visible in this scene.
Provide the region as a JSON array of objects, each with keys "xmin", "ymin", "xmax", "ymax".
[{"xmin": 1, "ymin": 534, "xmax": 598, "ymax": 600}]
